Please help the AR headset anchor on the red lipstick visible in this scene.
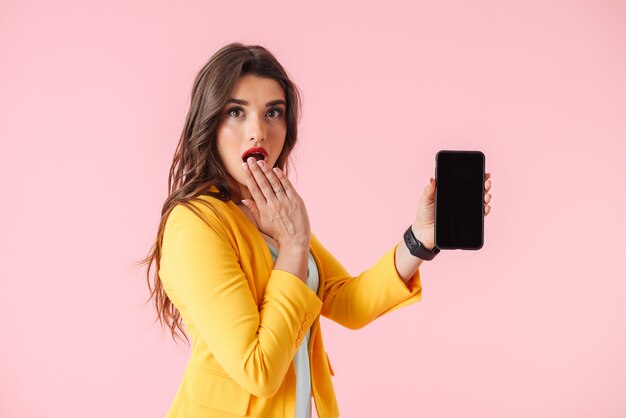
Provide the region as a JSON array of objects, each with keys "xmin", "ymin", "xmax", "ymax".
[{"xmin": 241, "ymin": 147, "xmax": 269, "ymax": 161}]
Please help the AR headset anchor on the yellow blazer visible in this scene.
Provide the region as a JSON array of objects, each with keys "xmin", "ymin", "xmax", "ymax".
[{"xmin": 159, "ymin": 186, "xmax": 423, "ymax": 418}]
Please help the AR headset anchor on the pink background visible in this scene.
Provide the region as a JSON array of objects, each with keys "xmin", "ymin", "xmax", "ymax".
[{"xmin": 1, "ymin": 0, "xmax": 625, "ymax": 417}]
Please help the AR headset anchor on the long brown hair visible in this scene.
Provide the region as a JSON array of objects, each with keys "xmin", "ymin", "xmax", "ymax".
[{"xmin": 137, "ymin": 42, "xmax": 303, "ymax": 346}]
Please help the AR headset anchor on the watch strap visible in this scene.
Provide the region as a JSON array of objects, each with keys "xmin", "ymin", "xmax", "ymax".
[{"xmin": 403, "ymin": 226, "xmax": 440, "ymax": 261}]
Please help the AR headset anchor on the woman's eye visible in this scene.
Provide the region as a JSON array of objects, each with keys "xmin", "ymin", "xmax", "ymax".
[
  {"xmin": 227, "ymin": 107, "xmax": 243, "ymax": 117},
  {"xmin": 267, "ymin": 107, "xmax": 284, "ymax": 118},
  {"xmin": 226, "ymin": 106, "xmax": 283, "ymax": 118}
]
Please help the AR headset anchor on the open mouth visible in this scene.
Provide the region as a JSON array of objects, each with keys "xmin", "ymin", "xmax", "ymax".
[
  {"xmin": 241, "ymin": 152, "xmax": 266, "ymax": 162},
  {"xmin": 241, "ymin": 147, "xmax": 269, "ymax": 163}
]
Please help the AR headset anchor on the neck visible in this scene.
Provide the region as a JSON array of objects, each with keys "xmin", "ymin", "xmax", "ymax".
[
  {"xmin": 224, "ymin": 175, "xmax": 252, "ymax": 204},
  {"xmin": 234, "ymin": 186, "xmax": 252, "ymax": 205}
]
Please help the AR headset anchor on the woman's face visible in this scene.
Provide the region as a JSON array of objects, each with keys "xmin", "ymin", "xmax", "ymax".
[{"xmin": 216, "ymin": 74, "xmax": 288, "ymax": 202}]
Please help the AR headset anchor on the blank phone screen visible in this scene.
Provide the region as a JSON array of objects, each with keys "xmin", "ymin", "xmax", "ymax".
[{"xmin": 435, "ymin": 151, "xmax": 485, "ymax": 250}]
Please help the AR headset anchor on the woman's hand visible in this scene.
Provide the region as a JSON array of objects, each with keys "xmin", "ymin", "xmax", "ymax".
[
  {"xmin": 412, "ymin": 173, "xmax": 493, "ymax": 249},
  {"xmin": 241, "ymin": 156, "xmax": 311, "ymax": 249}
]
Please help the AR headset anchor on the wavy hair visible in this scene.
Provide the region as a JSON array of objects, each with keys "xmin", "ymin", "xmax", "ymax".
[{"xmin": 137, "ymin": 42, "xmax": 303, "ymax": 346}]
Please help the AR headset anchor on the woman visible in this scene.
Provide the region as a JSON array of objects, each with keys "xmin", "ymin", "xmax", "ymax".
[{"xmin": 140, "ymin": 42, "xmax": 493, "ymax": 418}]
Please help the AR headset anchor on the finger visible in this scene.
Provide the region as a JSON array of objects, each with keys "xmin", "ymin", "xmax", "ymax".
[
  {"xmin": 423, "ymin": 178, "xmax": 436, "ymax": 201},
  {"xmin": 484, "ymin": 193, "xmax": 491, "ymax": 204},
  {"xmin": 242, "ymin": 159, "xmax": 267, "ymax": 205},
  {"xmin": 484, "ymin": 205, "xmax": 491, "ymax": 216},
  {"xmin": 485, "ymin": 179, "xmax": 492, "ymax": 192},
  {"xmin": 256, "ymin": 159, "xmax": 288, "ymax": 201},
  {"xmin": 271, "ymin": 166, "xmax": 296, "ymax": 200},
  {"xmin": 247, "ymin": 157, "xmax": 277, "ymax": 202}
]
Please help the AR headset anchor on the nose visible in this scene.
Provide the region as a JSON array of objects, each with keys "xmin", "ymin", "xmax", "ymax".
[{"xmin": 246, "ymin": 112, "xmax": 267, "ymax": 142}]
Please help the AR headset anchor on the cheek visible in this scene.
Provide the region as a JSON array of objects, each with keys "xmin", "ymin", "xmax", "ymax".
[
  {"xmin": 217, "ymin": 124, "xmax": 236, "ymax": 144},
  {"xmin": 271, "ymin": 126, "xmax": 287, "ymax": 154},
  {"xmin": 216, "ymin": 127, "xmax": 240, "ymax": 160},
  {"xmin": 270, "ymin": 120, "xmax": 287, "ymax": 133},
  {"xmin": 216, "ymin": 139, "xmax": 245, "ymax": 184}
]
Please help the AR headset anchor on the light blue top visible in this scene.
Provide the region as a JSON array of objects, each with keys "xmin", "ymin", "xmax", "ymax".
[{"xmin": 265, "ymin": 240, "xmax": 320, "ymax": 418}]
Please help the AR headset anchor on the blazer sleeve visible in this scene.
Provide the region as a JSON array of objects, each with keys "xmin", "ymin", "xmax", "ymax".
[
  {"xmin": 311, "ymin": 232, "xmax": 422, "ymax": 330},
  {"xmin": 159, "ymin": 204, "xmax": 323, "ymax": 398}
]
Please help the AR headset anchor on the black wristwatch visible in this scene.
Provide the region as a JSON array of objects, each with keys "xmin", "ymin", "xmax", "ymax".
[{"xmin": 403, "ymin": 226, "xmax": 440, "ymax": 261}]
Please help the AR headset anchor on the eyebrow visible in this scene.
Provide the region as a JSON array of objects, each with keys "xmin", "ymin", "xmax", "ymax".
[{"xmin": 227, "ymin": 98, "xmax": 287, "ymax": 106}]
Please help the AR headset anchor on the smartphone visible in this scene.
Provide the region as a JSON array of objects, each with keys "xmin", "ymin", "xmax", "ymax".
[{"xmin": 434, "ymin": 150, "xmax": 485, "ymax": 250}]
